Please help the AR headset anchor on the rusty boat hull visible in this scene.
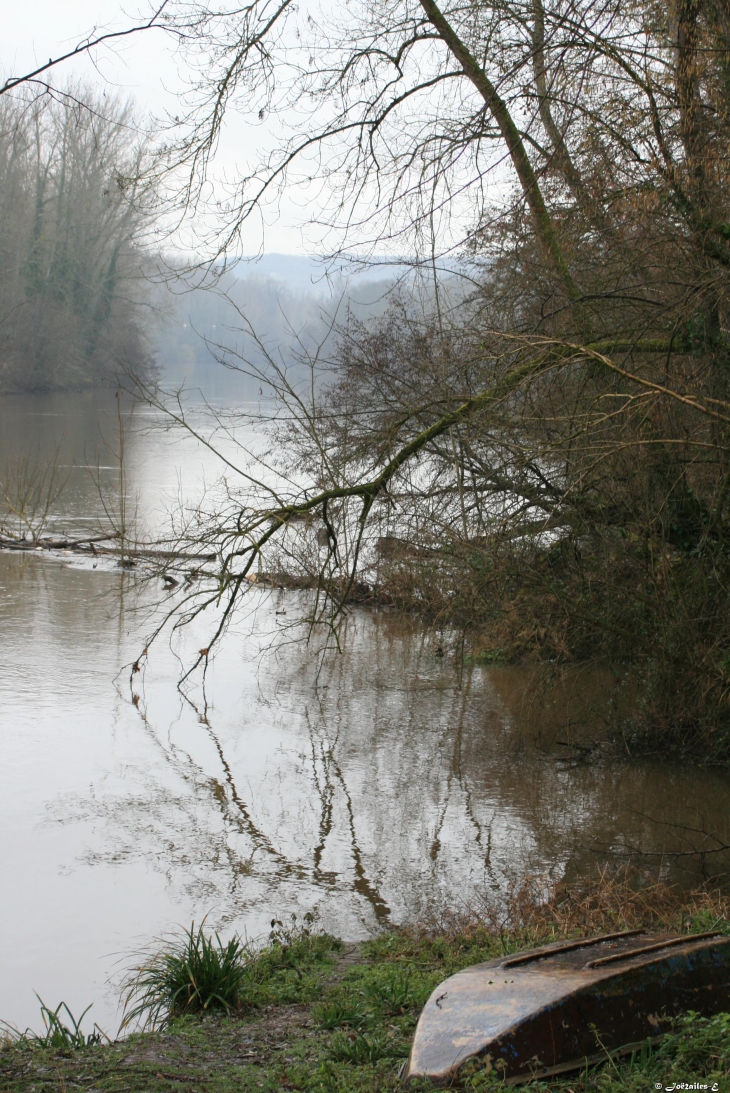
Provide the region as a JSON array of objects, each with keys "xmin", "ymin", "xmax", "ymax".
[{"xmin": 405, "ymin": 930, "xmax": 730, "ymax": 1084}]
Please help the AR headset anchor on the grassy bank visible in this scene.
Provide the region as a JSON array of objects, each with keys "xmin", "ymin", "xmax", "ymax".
[{"xmin": 2, "ymin": 877, "xmax": 730, "ymax": 1092}]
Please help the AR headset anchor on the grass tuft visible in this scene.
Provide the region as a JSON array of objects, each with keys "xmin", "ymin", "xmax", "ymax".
[
  {"xmin": 328, "ymin": 1029, "xmax": 403, "ymax": 1065},
  {"xmin": 119, "ymin": 913, "xmax": 341, "ymax": 1031},
  {"xmin": 313, "ymin": 1001, "xmax": 370, "ymax": 1029},
  {"xmin": 360, "ymin": 969, "xmax": 425, "ymax": 1015},
  {"xmin": 1, "ymin": 996, "xmax": 106, "ymax": 1051},
  {"xmin": 120, "ymin": 919, "xmax": 250, "ymax": 1030}
]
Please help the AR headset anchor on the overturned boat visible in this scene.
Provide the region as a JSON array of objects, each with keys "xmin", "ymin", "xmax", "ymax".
[{"xmin": 405, "ymin": 929, "xmax": 730, "ymax": 1084}]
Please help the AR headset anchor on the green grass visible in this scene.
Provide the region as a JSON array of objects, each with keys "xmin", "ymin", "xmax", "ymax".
[
  {"xmin": 1, "ymin": 911, "xmax": 729, "ymax": 1092},
  {"xmin": 313, "ymin": 1000, "xmax": 370, "ymax": 1029}
]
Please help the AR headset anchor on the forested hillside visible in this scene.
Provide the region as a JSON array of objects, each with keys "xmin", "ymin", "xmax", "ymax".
[{"xmin": 0, "ymin": 90, "xmax": 153, "ymax": 393}]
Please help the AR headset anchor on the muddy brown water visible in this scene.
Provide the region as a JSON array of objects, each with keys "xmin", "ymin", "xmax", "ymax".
[{"xmin": 1, "ymin": 391, "xmax": 729, "ymax": 1036}]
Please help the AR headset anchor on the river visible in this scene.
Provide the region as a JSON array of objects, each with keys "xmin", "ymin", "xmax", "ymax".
[{"xmin": 1, "ymin": 390, "xmax": 729, "ymax": 1037}]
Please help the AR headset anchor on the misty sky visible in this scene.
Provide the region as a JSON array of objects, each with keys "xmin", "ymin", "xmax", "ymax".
[
  {"xmin": 5, "ymin": 2, "xmax": 489, "ymax": 266},
  {"xmin": 4, "ymin": 2, "xmax": 320, "ymax": 256}
]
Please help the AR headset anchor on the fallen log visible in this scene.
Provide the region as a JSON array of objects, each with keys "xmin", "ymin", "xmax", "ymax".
[{"xmin": 0, "ymin": 535, "xmax": 216, "ymax": 564}]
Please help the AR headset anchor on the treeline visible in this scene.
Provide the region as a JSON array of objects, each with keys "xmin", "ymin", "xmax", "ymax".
[{"xmin": 0, "ymin": 89, "xmax": 154, "ymax": 393}]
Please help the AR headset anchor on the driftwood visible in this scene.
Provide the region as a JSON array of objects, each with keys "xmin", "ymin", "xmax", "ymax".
[
  {"xmin": 0, "ymin": 534, "xmax": 116, "ymax": 552},
  {"xmin": 0, "ymin": 534, "xmax": 216, "ymax": 564}
]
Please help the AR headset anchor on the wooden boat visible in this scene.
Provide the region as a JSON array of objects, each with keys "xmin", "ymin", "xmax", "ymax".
[{"xmin": 405, "ymin": 929, "xmax": 730, "ymax": 1084}]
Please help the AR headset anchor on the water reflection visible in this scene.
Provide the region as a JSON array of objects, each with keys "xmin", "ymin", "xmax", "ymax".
[
  {"xmin": 1, "ymin": 393, "xmax": 730, "ymax": 1036},
  {"xmin": 0, "ymin": 389, "xmax": 261, "ymax": 543}
]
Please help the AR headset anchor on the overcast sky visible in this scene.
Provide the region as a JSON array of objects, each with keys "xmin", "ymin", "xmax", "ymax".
[{"xmin": 3, "ymin": 1, "xmax": 319, "ymax": 256}]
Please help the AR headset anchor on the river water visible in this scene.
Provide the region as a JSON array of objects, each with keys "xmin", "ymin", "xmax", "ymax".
[{"xmin": 1, "ymin": 390, "xmax": 729, "ymax": 1036}]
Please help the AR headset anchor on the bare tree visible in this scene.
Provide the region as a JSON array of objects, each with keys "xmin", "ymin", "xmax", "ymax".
[
  {"xmin": 0, "ymin": 87, "xmax": 157, "ymax": 392},
  {"xmin": 0, "ymin": 5, "xmax": 170, "ymax": 98},
  {"xmin": 117, "ymin": 0, "xmax": 730, "ymax": 755}
]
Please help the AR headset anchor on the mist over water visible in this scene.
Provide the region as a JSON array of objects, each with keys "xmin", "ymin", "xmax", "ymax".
[{"xmin": 1, "ymin": 390, "xmax": 729, "ymax": 1036}]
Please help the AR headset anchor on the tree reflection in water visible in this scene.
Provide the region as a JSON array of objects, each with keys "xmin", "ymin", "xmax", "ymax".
[{"xmin": 43, "ymin": 589, "xmax": 730, "ymax": 937}]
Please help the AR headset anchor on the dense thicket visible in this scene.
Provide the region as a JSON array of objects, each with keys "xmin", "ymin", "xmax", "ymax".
[{"xmin": 0, "ymin": 90, "xmax": 154, "ymax": 392}]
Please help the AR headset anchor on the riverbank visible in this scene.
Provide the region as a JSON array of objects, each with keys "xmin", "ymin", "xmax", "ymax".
[{"xmin": 2, "ymin": 876, "xmax": 729, "ymax": 1092}]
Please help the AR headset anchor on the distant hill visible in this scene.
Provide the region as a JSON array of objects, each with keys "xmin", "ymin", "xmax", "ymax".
[
  {"xmin": 152, "ymin": 255, "xmax": 473, "ymax": 398},
  {"xmin": 153, "ymin": 258, "xmax": 399, "ymax": 397}
]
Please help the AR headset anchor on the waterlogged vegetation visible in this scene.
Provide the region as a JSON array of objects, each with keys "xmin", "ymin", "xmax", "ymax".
[{"xmin": 3, "ymin": 878, "xmax": 730, "ymax": 1091}]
